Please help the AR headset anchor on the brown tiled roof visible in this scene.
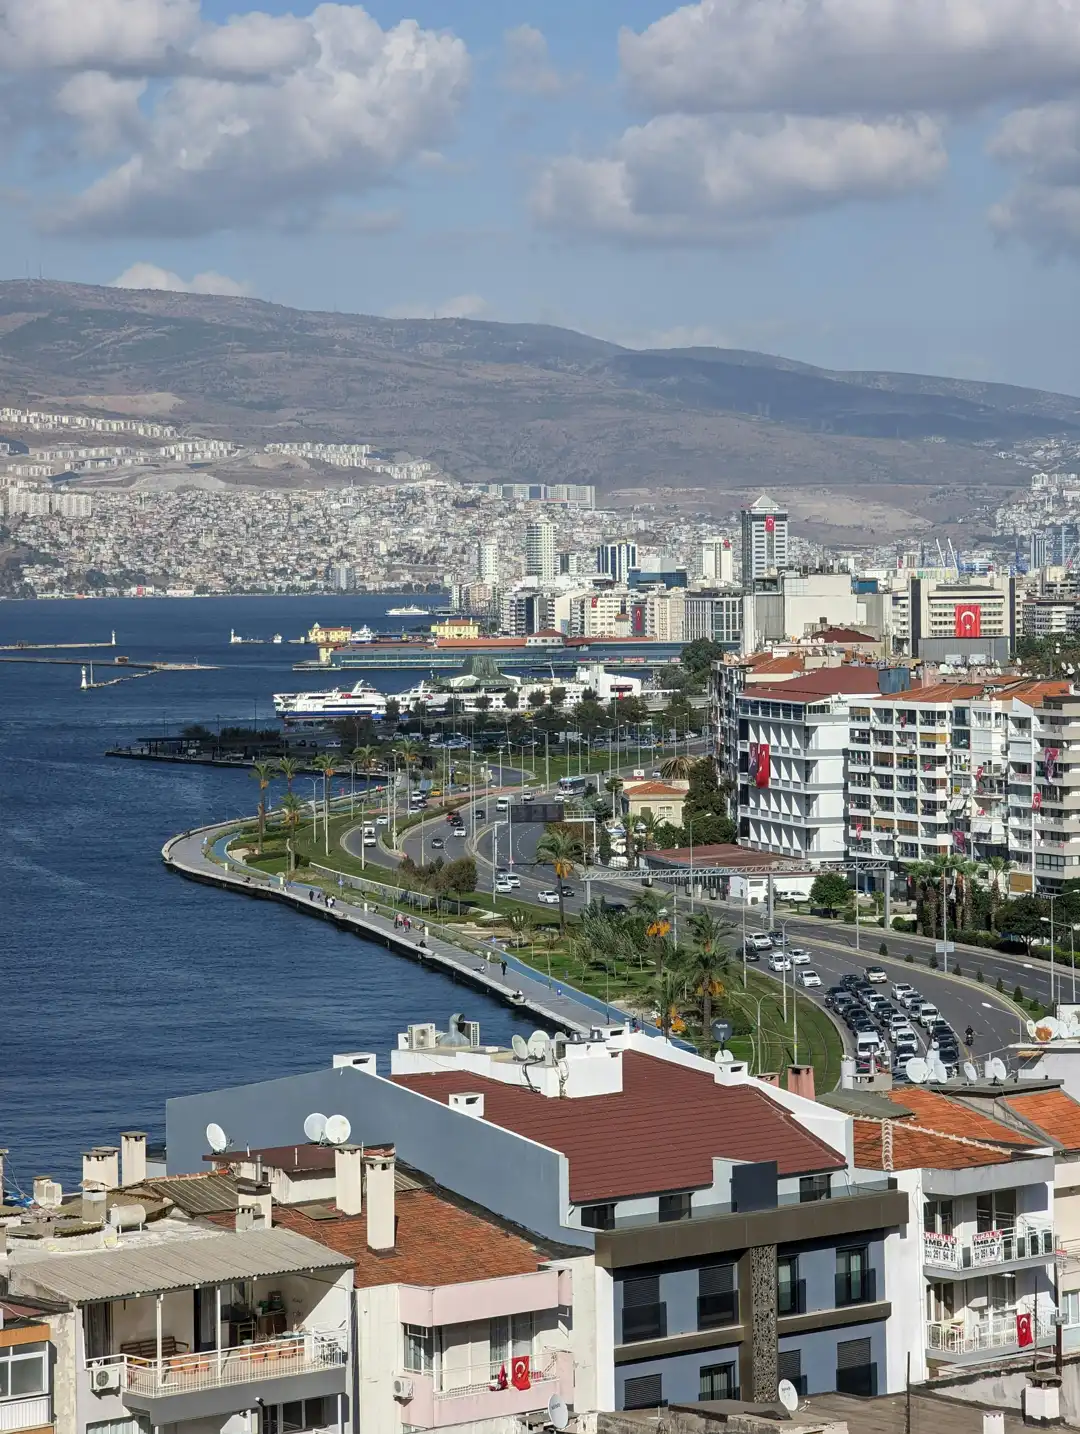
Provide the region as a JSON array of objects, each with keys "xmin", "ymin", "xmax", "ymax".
[
  {"xmin": 205, "ymin": 1144, "xmax": 337, "ymax": 1173},
  {"xmin": 393, "ymin": 1052, "xmax": 844, "ymax": 1202},
  {"xmin": 648, "ymin": 842, "xmax": 812, "ymax": 872},
  {"xmin": 743, "ymin": 668, "xmax": 884, "ymax": 703},
  {"xmin": 885, "ymin": 1089, "xmax": 1040, "ymax": 1149},
  {"xmin": 268, "ymin": 1193, "xmax": 549, "ymax": 1289},
  {"xmin": 625, "ymin": 782, "xmax": 685, "ymax": 798},
  {"xmin": 853, "ymin": 1120, "xmax": 1013, "ymax": 1171},
  {"xmin": 1004, "ymin": 1088, "xmax": 1080, "ymax": 1152},
  {"xmin": 814, "ymin": 627, "xmax": 876, "ymax": 642}
]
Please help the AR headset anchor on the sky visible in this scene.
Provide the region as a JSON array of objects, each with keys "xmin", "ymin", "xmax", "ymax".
[{"xmin": 6, "ymin": 0, "xmax": 1080, "ymax": 393}]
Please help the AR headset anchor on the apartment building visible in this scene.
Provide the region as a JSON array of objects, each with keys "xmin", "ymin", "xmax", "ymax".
[
  {"xmin": 741, "ymin": 495, "xmax": 789, "ymax": 585},
  {"xmin": 596, "ymin": 542, "xmax": 638, "ymax": 585},
  {"xmin": 166, "ymin": 1023, "xmax": 909, "ymax": 1410},
  {"xmin": 699, "ymin": 537, "xmax": 734, "ymax": 585},
  {"xmin": 0, "ymin": 1294, "xmax": 64, "ymax": 1434},
  {"xmin": 889, "ymin": 574, "xmax": 1015, "ymax": 661},
  {"xmin": 524, "ymin": 522, "xmax": 557, "ymax": 581},
  {"xmin": 734, "ymin": 668, "xmax": 887, "ymax": 860},
  {"xmin": 851, "ymin": 1083, "xmax": 1061, "ymax": 1381},
  {"xmin": 685, "ymin": 593, "xmax": 742, "ymax": 650}
]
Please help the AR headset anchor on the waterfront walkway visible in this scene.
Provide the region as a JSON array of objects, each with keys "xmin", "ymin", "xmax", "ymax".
[{"xmin": 162, "ymin": 824, "xmax": 631, "ymax": 1037}]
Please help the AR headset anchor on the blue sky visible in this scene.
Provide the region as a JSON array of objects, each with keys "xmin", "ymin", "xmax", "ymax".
[{"xmin": 6, "ymin": 0, "xmax": 1080, "ymax": 392}]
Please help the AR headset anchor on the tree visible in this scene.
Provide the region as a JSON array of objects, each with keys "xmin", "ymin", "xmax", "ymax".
[
  {"xmin": 680, "ymin": 758, "xmax": 735, "ymax": 845},
  {"xmin": 351, "ymin": 744, "xmax": 377, "ymax": 774},
  {"xmin": 279, "ymin": 793, "xmax": 305, "ymax": 874},
  {"xmin": 536, "ymin": 826, "xmax": 585, "ymax": 934},
  {"xmin": 650, "ymin": 968, "xmax": 684, "ymax": 1039},
  {"xmin": 596, "ymin": 823, "xmax": 613, "ymax": 864},
  {"xmin": 549, "ymin": 686, "xmax": 567, "ymax": 709},
  {"xmin": 277, "ymin": 756, "xmax": 299, "ymax": 794},
  {"xmin": 810, "ymin": 872, "xmax": 852, "ymax": 915},
  {"xmin": 384, "ymin": 697, "xmax": 401, "ymax": 726},
  {"xmin": 995, "ymin": 894, "xmax": 1048, "ymax": 953},
  {"xmin": 441, "ymin": 856, "xmax": 477, "ymax": 903},
  {"xmin": 507, "ymin": 909, "xmax": 536, "ymax": 948},
  {"xmin": 683, "ymin": 910, "xmax": 732, "ymax": 1044},
  {"xmin": 660, "ymin": 754, "xmax": 695, "ymax": 782},
  {"xmin": 679, "ymin": 638, "xmax": 726, "ymax": 689},
  {"xmin": 528, "ymin": 689, "xmax": 547, "ymax": 708},
  {"xmin": 605, "ymin": 775, "xmax": 625, "ymax": 809},
  {"xmin": 311, "ymin": 754, "xmax": 338, "ymax": 856},
  {"xmin": 503, "ymin": 689, "xmax": 519, "ymax": 711},
  {"xmin": 251, "ymin": 760, "xmax": 275, "ymax": 855}
]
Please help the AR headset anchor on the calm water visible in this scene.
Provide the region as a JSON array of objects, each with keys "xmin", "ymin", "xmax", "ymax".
[{"xmin": 0, "ymin": 595, "xmax": 536, "ymax": 1189}]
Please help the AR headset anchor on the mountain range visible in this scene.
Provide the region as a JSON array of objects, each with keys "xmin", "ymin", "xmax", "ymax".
[{"xmin": 0, "ymin": 279, "xmax": 1073, "ymax": 538}]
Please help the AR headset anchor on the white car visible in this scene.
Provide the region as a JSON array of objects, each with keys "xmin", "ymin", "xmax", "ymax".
[
  {"xmin": 538, "ymin": 889, "xmax": 561, "ymax": 905},
  {"xmin": 790, "ymin": 948, "xmax": 812, "ymax": 965},
  {"xmin": 363, "ymin": 833, "xmax": 376, "ymax": 847},
  {"xmin": 866, "ymin": 967, "xmax": 888, "ymax": 983},
  {"xmin": 799, "ymin": 970, "xmax": 822, "ymax": 987},
  {"xmin": 768, "ymin": 954, "xmax": 792, "ymax": 972},
  {"xmin": 494, "ymin": 880, "xmax": 514, "ymax": 895},
  {"xmin": 892, "ymin": 982, "xmax": 915, "ymax": 1002},
  {"xmin": 452, "ymin": 827, "xmax": 467, "ymax": 838},
  {"xmin": 375, "ymin": 814, "xmax": 389, "ymax": 825}
]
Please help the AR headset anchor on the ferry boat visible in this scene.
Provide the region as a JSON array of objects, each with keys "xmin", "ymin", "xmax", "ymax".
[
  {"xmin": 273, "ymin": 681, "xmax": 388, "ymax": 721},
  {"xmin": 386, "ymin": 604, "xmax": 428, "ymax": 616}
]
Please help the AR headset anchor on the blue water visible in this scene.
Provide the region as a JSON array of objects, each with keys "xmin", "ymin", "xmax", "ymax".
[{"xmin": 0, "ymin": 595, "xmax": 538, "ymax": 1189}]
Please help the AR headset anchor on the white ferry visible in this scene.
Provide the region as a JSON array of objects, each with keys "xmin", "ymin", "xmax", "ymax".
[
  {"xmin": 386, "ymin": 604, "xmax": 428, "ymax": 616},
  {"xmin": 273, "ymin": 681, "xmax": 388, "ymax": 721}
]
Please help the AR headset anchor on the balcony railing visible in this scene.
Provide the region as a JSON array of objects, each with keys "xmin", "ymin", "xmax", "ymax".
[
  {"xmin": 87, "ymin": 1331, "xmax": 346, "ymax": 1397},
  {"xmin": 435, "ymin": 1353, "xmax": 558, "ymax": 1399},
  {"xmin": 922, "ymin": 1221, "xmax": 1055, "ymax": 1271},
  {"xmin": 835, "ymin": 1268, "xmax": 877, "ymax": 1307},
  {"xmin": 926, "ymin": 1309, "xmax": 1055, "ymax": 1355},
  {"xmin": 778, "ymin": 1279, "xmax": 806, "ymax": 1317},
  {"xmin": 622, "ymin": 1303, "xmax": 667, "ymax": 1342},
  {"xmin": 0, "ymin": 1397, "xmax": 51, "ymax": 1433},
  {"xmin": 697, "ymin": 1290, "xmax": 739, "ymax": 1330}
]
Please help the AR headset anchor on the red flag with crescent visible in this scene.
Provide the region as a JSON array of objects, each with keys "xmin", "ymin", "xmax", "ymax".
[
  {"xmin": 764, "ymin": 514, "xmax": 775, "ymax": 533},
  {"xmin": 954, "ymin": 603, "xmax": 981, "ymax": 638},
  {"xmin": 1033, "ymin": 791, "xmax": 1043, "ymax": 812},
  {"xmin": 511, "ymin": 1356, "xmax": 531, "ymax": 1390},
  {"xmin": 1016, "ymin": 1311, "xmax": 1034, "ymax": 1348}
]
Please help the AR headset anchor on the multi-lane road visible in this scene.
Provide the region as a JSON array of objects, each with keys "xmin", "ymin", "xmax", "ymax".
[{"xmin": 343, "ymin": 775, "xmax": 1047, "ymax": 1069}]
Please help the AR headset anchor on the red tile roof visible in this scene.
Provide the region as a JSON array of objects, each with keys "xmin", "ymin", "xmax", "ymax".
[
  {"xmin": 1004, "ymin": 1088, "xmax": 1080, "ymax": 1152},
  {"xmin": 853, "ymin": 1120, "xmax": 1014, "ymax": 1171},
  {"xmin": 884, "ymin": 1089, "xmax": 1041, "ymax": 1149},
  {"xmin": 393, "ymin": 1051, "xmax": 844, "ymax": 1202},
  {"xmin": 625, "ymin": 782, "xmax": 685, "ymax": 798},
  {"xmin": 742, "ymin": 667, "xmax": 884, "ymax": 703},
  {"xmin": 648, "ymin": 842, "xmax": 812, "ymax": 872}
]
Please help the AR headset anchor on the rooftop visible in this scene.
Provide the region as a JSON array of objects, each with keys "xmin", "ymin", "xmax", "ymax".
[
  {"xmin": 741, "ymin": 667, "xmax": 884, "ymax": 703},
  {"xmin": 393, "ymin": 1051, "xmax": 844, "ymax": 1202},
  {"xmin": 884, "ymin": 1088, "xmax": 1042, "ymax": 1150},
  {"xmin": 853, "ymin": 1119, "xmax": 1014, "ymax": 1171},
  {"xmin": 1003, "ymin": 1087, "xmax": 1080, "ymax": 1153}
]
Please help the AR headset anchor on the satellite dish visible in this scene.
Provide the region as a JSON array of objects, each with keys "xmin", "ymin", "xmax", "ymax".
[
  {"xmin": 547, "ymin": 1394, "xmax": 569, "ymax": 1431},
  {"xmin": 512, "ymin": 1034, "xmax": 530, "ymax": 1061},
  {"xmin": 931, "ymin": 1057, "xmax": 949, "ymax": 1083},
  {"xmin": 304, "ymin": 1112, "xmax": 328, "ymax": 1144},
  {"xmin": 324, "ymin": 1114, "xmax": 352, "ymax": 1146},
  {"xmin": 905, "ymin": 1057, "xmax": 929, "ymax": 1085},
  {"xmin": 1036, "ymin": 1016, "xmax": 1061, "ymax": 1042},
  {"xmin": 715, "ymin": 1049, "xmax": 736, "ymax": 1065},
  {"xmin": 1026, "ymin": 1019, "xmax": 1038, "ymax": 1039},
  {"xmin": 963, "ymin": 1061, "xmax": 979, "ymax": 1083},
  {"xmin": 990, "ymin": 1057, "xmax": 1008, "ymax": 1080},
  {"xmin": 527, "ymin": 1031, "xmax": 550, "ymax": 1059},
  {"xmin": 206, "ymin": 1122, "xmax": 229, "ymax": 1154},
  {"xmin": 778, "ymin": 1380, "xmax": 799, "ymax": 1413}
]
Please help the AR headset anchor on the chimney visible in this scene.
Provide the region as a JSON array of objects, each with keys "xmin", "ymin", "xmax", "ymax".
[
  {"xmin": 334, "ymin": 1146, "xmax": 364, "ymax": 1217},
  {"xmin": 120, "ymin": 1131, "xmax": 147, "ymax": 1188},
  {"xmin": 33, "ymin": 1177, "xmax": 62, "ymax": 1208},
  {"xmin": 81, "ymin": 1182, "xmax": 107, "ymax": 1224},
  {"xmin": 82, "ymin": 1147, "xmax": 119, "ymax": 1190},
  {"xmin": 235, "ymin": 1180, "xmax": 272, "ymax": 1231},
  {"xmin": 787, "ymin": 1066, "xmax": 816, "ymax": 1101},
  {"xmin": 840, "ymin": 1058, "xmax": 856, "ymax": 1090},
  {"xmin": 364, "ymin": 1146, "xmax": 396, "ymax": 1252},
  {"xmin": 757, "ymin": 1072, "xmax": 780, "ymax": 1088},
  {"xmin": 449, "ymin": 1092, "xmax": 484, "ymax": 1118}
]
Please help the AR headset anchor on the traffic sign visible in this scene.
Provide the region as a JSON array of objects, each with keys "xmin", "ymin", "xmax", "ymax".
[{"xmin": 935, "ymin": 941, "xmax": 955, "ymax": 954}]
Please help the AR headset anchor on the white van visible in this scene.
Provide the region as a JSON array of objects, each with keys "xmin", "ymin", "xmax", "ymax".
[
  {"xmin": 856, "ymin": 1029, "xmax": 887, "ymax": 1061},
  {"xmin": 495, "ymin": 797, "xmax": 510, "ymax": 812}
]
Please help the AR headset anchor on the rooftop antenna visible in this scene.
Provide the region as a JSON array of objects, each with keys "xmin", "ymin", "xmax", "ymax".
[
  {"xmin": 527, "ymin": 1031, "xmax": 550, "ymax": 1060},
  {"xmin": 905, "ymin": 1056, "xmax": 929, "ymax": 1085},
  {"xmin": 303, "ymin": 1112, "xmax": 328, "ymax": 1144},
  {"xmin": 324, "ymin": 1114, "xmax": 352, "ymax": 1146},
  {"xmin": 963, "ymin": 1061, "xmax": 979, "ymax": 1083},
  {"xmin": 547, "ymin": 1395, "xmax": 569, "ymax": 1431},
  {"xmin": 206, "ymin": 1122, "xmax": 229, "ymax": 1154},
  {"xmin": 778, "ymin": 1380, "xmax": 799, "ymax": 1414},
  {"xmin": 511, "ymin": 1034, "xmax": 529, "ymax": 1061},
  {"xmin": 990, "ymin": 1057, "xmax": 1008, "ymax": 1081}
]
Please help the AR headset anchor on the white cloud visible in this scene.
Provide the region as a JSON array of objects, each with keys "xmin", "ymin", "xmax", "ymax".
[
  {"xmin": 110, "ymin": 262, "xmax": 250, "ymax": 295},
  {"xmin": 989, "ymin": 101, "xmax": 1080, "ymax": 250},
  {"xmin": 500, "ymin": 24, "xmax": 564, "ymax": 97},
  {"xmin": 532, "ymin": 114, "xmax": 945, "ymax": 243},
  {"xmin": 387, "ymin": 294, "xmax": 490, "ymax": 319},
  {"xmin": 0, "ymin": 0, "xmax": 197, "ymax": 73},
  {"xmin": 620, "ymin": 0, "xmax": 1080, "ymax": 117},
  {"xmin": 52, "ymin": 72, "xmax": 147, "ymax": 155},
  {"xmin": 190, "ymin": 12, "xmax": 317, "ymax": 78}
]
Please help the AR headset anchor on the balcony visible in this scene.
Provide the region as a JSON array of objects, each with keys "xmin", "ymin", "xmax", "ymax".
[
  {"xmin": 436, "ymin": 1353, "xmax": 559, "ymax": 1399},
  {"xmin": 835, "ymin": 1268, "xmax": 877, "ymax": 1307},
  {"xmin": 922, "ymin": 1220, "xmax": 1055, "ymax": 1272},
  {"xmin": 401, "ymin": 1352, "xmax": 568, "ymax": 1427},
  {"xmin": 88, "ymin": 1331, "xmax": 346, "ymax": 1401},
  {"xmin": 926, "ymin": 1309, "xmax": 1055, "ymax": 1359},
  {"xmin": 622, "ymin": 1303, "xmax": 667, "ymax": 1343},
  {"xmin": 697, "ymin": 1290, "xmax": 739, "ymax": 1330},
  {"xmin": 777, "ymin": 1280, "xmax": 806, "ymax": 1317},
  {"xmin": 0, "ymin": 1398, "xmax": 51, "ymax": 1434}
]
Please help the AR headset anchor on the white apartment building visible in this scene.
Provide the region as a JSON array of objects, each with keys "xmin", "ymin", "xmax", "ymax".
[
  {"xmin": 595, "ymin": 540, "xmax": 638, "ymax": 584},
  {"xmin": 887, "ymin": 574, "xmax": 1015, "ymax": 661},
  {"xmin": 524, "ymin": 521, "xmax": 557, "ymax": 581},
  {"xmin": 699, "ymin": 536, "xmax": 734, "ymax": 585},
  {"xmin": 740, "ymin": 494, "xmax": 789, "ymax": 585},
  {"xmin": 477, "ymin": 541, "xmax": 500, "ymax": 584},
  {"xmin": 53, "ymin": 492, "xmax": 93, "ymax": 519},
  {"xmin": 740, "ymin": 572, "xmax": 867, "ymax": 655},
  {"xmin": 736, "ymin": 669, "xmax": 883, "ymax": 860},
  {"xmin": 568, "ymin": 588, "xmax": 633, "ymax": 638}
]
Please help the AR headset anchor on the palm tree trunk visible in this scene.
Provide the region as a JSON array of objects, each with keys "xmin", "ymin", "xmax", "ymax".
[
  {"xmin": 257, "ymin": 798, "xmax": 265, "ymax": 855},
  {"xmin": 557, "ymin": 885, "xmax": 566, "ymax": 935},
  {"xmin": 702, "ymin": 983, "xmax": 712, "ymax": 1040}
]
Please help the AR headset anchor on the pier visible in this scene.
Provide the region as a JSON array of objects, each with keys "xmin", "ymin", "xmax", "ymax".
[{"xmin": 0, "ymin": 630, "xmax": 118, "ymax": 652}]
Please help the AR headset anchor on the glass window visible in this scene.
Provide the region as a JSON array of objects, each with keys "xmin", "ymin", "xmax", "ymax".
[
  {"xmin": 581, "ymin": 1203, "xmax": 615, "ymax": 1230},
  {"xmin": 403, "ymin": 1326, "xmax": 433, "ymax": 1373},
  {"xmin": 0, "ymin": 1344, "xmax": 47, "ymax": 1399},
  {"xmin": 778, "ymin": 1256, "xmax": 801, "ymax": 1316},
  {"xmin": 699, "ymin": 1362, "xmax": 737, "ymax": 1401},
  {"xmin": 282, "ymin": 1403, "xmax": 305, "ymax": 1433},
  {"xmin": 799, "ymin": 1175, "xmax": 830, "ymax": 1203},
  {"xmin": 659, "ymin": 1192, "xmax": 691, "ymax": 1222},
  {"xmin": 835, "ymin": 1246, "xmax": 872, "ymax": 1305},
  {"xmin": 489, "ymin": 1317, "xmax": 508, "ymax": 1367},
  {"xmin": 1063, "ymin": 1291, "xmax": 1080, "ymax": 1327}
]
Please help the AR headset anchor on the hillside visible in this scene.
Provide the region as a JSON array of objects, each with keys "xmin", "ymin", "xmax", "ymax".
[{"xmin": 0, "ymin": 279, "xmax": 1073, "ymax": 536}]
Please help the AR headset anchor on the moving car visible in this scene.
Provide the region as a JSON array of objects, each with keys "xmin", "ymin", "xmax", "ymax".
[
  {"xmin": 363, "ymin": 832, "xmax": 376, "ymax": 847},
  {"xmin": 768, "ymin": 954, "xmax": 792, "ymax": 972},
  {"xmin": 538, "ymin": 889, "xmax": 561, "ymax": 905},
  {"xmin": 494, "ymin": 879, "xmax": 514, "ymax": 894},
  {"xmin": 790, "ymin": 948, "xmax": 812, "ymax": 965},
  {"xmin": 430, "ymin": 837, "xmax": 445, "ymax": 850},
  {"xmin": 918, "ymin": 1004, "xmax": 941, "ymax": 1029},
  {"xmin": 799, "ymin": 970, "xmax": 822, "ymax": 987},
  {"xmin": 866, "ymin": 967, "xmax": 888, "ymax": 983},
  {"xmin": 892, "ymin": 982, "xmax": 915, "ymax": 1002},
  {"xmin": 452, "ymin": 827, "xmax": 467, "ymax": 838},
  {"xmin": 559, "ymin": 885, "xmax": 576, "ymax": 897},
  {"xmin": 747, "ymin": 933, "xmax": 773, "ymax": 952}
]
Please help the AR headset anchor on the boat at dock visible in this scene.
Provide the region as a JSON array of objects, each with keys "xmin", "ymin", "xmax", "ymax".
[
  {"xmin": 273, "ymin": 680, "xmax": 389, "ymax": 721},
  {"xmin": 386, "ymin": 604, "xmax": 428, "ymax": 616}
]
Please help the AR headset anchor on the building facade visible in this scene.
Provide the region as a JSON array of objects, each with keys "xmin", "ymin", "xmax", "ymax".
[{"xmin": 740, "ymin": 496, "xmax": 789, "ymax": 586}]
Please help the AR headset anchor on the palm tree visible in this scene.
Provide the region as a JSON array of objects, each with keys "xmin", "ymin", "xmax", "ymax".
[
  {"xmin": 987, "ymin": 856, "xmax": 1012, "ymax": 914},
  {"xmin": 605, "ymin": 775, "xmax": 625, "ymax": 812},
  {"xmin": 277, "ymin": 756, "xmax": 299, "ymax": 794},
  {"xmin": 507, "ymin": 909, "xmax": 536, "ymax": 949},
  {"xmin": 660, "ymin": 754, "xmax": 695, "ymax": 782},
  {"xmin": 634, "ymin": 810, "xmax": 659, "ymax": 858},
  {"xmin": 279, "ymin": 793, "xmax": 305, "ymax": 875},
  {"xmin": 251, "ymin": 760, "xmax": 275, "ymax": 855},
  {"xmin": 312, "ymin": 754, "xmax": 338, "ymax": 856},
  {"xmin": 650, "ymin": 967, "xmax": 683, "ymax": 1039},
  {"xmin": 683, "ymin": 911, "xmax": 731, "ymax": 1043},
  {"xmin": 908, "ymin": 860, "xmax": 939, "ymax": 938},
  {"xmin": 352, "ymin": 744, "xmax": 377, "ymax": 775},
  {"xmin": 395, "ymin": 737, "xmax": 422, "ymax": 785},
  {"xmin": 535, "ymin": 827, "xmax": 584, "ymax": 934}
]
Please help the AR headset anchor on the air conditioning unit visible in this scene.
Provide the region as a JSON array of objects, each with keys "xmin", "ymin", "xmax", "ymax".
[
  {"xmin": 392, "ymin": 1377, "xmax": 415, "ymax": 1402},
  {"xmin": 91, "ymin": 1363, "xmax": 122, "ymax": 1394},
  {"xmin": 461, "ymin": 1020, "xmax": 481, "ymax": 1047},
  {"xmin": 407, "ymin": 1023, "xmax": 437, "ymax": 1050}
]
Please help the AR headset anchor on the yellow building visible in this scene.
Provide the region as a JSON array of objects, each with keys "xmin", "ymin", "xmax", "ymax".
[
  {"xmin": 624, "ymin": 780, "xmax": 688, "ymax": 827},
  {"xmin": 432, "ymin": 616, "xmax": 482, "ymax": 639}
]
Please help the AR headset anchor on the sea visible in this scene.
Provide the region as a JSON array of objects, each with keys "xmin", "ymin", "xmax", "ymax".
[{"xmin": 0, "ymin": 594, "xmax": 539, "ymax": 1190}]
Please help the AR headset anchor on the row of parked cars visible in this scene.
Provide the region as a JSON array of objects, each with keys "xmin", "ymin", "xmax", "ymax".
[
  {"xmin": 824, "ymin": 973, "xmax": 961, "ymax": 1076},
  {"xmin": 740, "ymin": 930, "xmax": 823, "ymax": 988}
]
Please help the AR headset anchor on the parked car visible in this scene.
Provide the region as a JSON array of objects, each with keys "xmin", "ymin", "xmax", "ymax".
[
  {"xmin": 866, "ymin": 967, "xmax": 888, "ymax": 983},
  {"xmin": 799, "ymin": 970, "xmax": 822, "ymax": 987},
  {"xmin": 790, "ymin": 948, "xmax": 812, "ymax": 964},
  {"xmin": 538, "ymin": 889, "xmax": 561, "ymax": 904},
  {"xmin": 892, "ymin": 982, "xmax": 915, "ymax": 1002}
]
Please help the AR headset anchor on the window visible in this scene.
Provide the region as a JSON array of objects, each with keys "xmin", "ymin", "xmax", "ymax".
[
  {"xmin": 799, "ymin": 1175, "xmax": 830, "ymax": 1203},
  {"xmin": 777, "ymin": 1348, "xmax": 806, "ymax": 1396},
  {"xmin": 403, "ymin": 1326, "xmax": 433, "ymax": 1374},
  {"xmin": 581, "ymin": 1203, "xmax": 615, "ymax": 1231},
  {"xmin": 489, "ymin": 1317, "xmax": 508, "ymax": 1368},
  {"xmin": 659, "ymin": 1192, "xmax": 691, "ymax": 1223},
  {"xmin": 84, "ymin": 1304, "xmax": 112, "ymax": 1362},
  {"xmin": 835, "ymin": 1337, "xmax": 877, "ymax": 1398},
  {"xmin": 835, "ymin": 1247, "xmax": 875, "ymax": 1306},
  {"xmin": 621, "ymin": 1275, "xmax": 666, "ymax": 1343},
  {"xmin": 923, "ymin": 1198, "xmax": 954, "ymax": 1236},
  {"xmin": 281, "ymin": 1398, "xmax": 334, "ymax": 1433},
  {"xmin": 699, "ymin": 1362, "xmax": 737, "ymax": 1401},
  {"xmin": 697, "ymin": 1263, "xmax": 737, "ymax": 1329},
  {"xmin": 623, "ymin": 1374, "xmax": 664, "ymax": 1410},
  {"xmin": 0, "ymin": 1344, "xmax": 47, "ymax": 1399},
  {"xmin": 777, "ymin": 1256, "xmax": 803, "ymax": 1316},
  {"xmin": 1063, "ymin": 1291, "xmax": 1080, "ymax": 1327}
]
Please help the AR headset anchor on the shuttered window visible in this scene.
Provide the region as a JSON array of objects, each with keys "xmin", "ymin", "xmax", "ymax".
[
  {"xmin": 837, "ymin": 1338, "xmax": 870, "ymax": 1370},
  {"xmin": 836, "ymin": 1338, "xmax": 877, "ymax": 1397},
  {"xmin": 778, "ymin": 1349, "xmax": 802, "ymax": 1383},
  {"xmin": 699, "ymin": 1263, "xmax": 735, "ymax": 1295},
  {"xmin": 624, "ymin": 1276, "xmax": 660, "ymax": 1307},
  {"xmin": 623, "ymin": 1374, "xmax": 664, "ymax": 1409}
]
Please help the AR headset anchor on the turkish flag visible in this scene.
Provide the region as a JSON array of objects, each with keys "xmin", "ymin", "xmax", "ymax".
[
  {"xmin": 511, "ymin": 1356, "xmax": 531, "ymax": 1390},
  {"xmin": 1016, "ymin": 1311, "xmax": 1034, "ymax": 1348},
  {"xmin": 755, "ymin": 743, "xmax": 771, "ymax": 788},
  {"xmin": 765, "ymin": 515, "xmax": 775, "ymax": 533},
  {"xmin": 954, "ymin": 603, "xmax": 981, "ymax": 638}
]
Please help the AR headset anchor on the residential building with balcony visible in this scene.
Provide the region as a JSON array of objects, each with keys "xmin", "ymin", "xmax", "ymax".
[
  {"xmin": 851, "ymin": 1085, "xmax": 1059, "ymax": 1382},
  {"xmin": 0, "ymin": 1297, "xmax": 63, "ymax": 1434},
  {"xmin": 165, "ymin": 1024, "xmax": 909, "ymax": 1411}
]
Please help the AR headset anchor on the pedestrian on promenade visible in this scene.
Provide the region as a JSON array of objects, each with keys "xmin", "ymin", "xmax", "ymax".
[{"xmin": 501, "ymin": 959, "xmax": 507, "ymax": 979}]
